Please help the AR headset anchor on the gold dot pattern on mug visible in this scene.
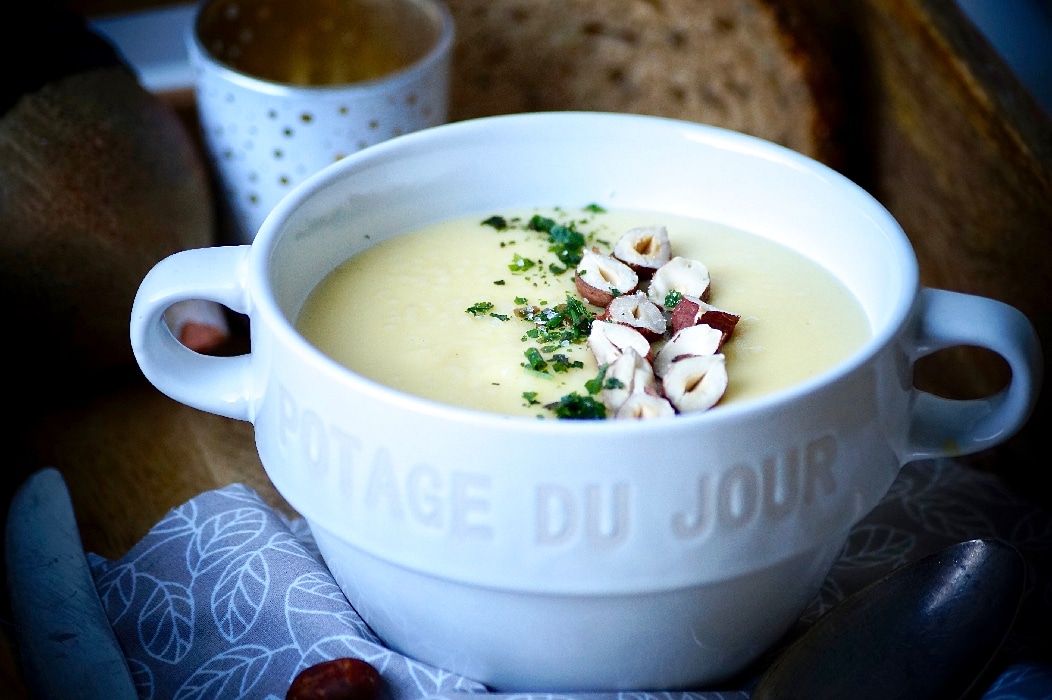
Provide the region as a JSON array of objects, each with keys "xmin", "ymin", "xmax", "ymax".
[
  {"xmin": 188, "ymin": 0, "xmax": 453, "ymax": 242},
  {"xmin": 193, "ymin": 77, "xmax": 447, "ymax": 242}
]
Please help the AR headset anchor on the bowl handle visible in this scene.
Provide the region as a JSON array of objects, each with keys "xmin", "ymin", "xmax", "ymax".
[
  {"xmin": 130, "ymin": 246, "xmax": 255, "ymax": 422},
  {"xmin": 903, "ymin": 287, "xmax": 1043, "ymax": 461}
]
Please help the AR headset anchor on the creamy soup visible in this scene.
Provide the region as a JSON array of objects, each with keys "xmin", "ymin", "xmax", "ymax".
[{"xmin": 296, "ymin": 207, "xmax": 870, "ymax": 418}]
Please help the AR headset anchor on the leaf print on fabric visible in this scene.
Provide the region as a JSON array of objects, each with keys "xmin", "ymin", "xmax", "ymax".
[
  {"xmin": 404, "ymin": 657, "xmax": 489, "ymax": 696},
  {"xmin": 128, "ymin": 657, "xmax": 155, "ymax": 700},
  {"xmin": 139, "ymin": 575, "xmax": 195, "ymax": 664},
  {"xmin": 212, "ymin": 549, "xmax": 270, "ymax": 643},
  {"xmin": 95, "ymin": 561, "xmax": 138, "ymax": 625},
  {"xmin": 151, "ymin": 498, "xmax": 200, "ymax": 539},
  {"xmin": 1010, "ymin": 507, "xmax": 1052, "ymax": 551},
  {"xmin": 217, "ymin": 483, "xmax": 273, "ymax": 507},
  {"xmin": 880, "ymin": 470, "xmax": 915, "ymax": 502},
  {"xmin": 264, "ymin": 529, "xmax": 325, "ymax": 567},
  {"xmin": 286, "ymin": 571, "xmax": 378, "ymax": 646},
  {"xmin": 799, "ymin": 574, "xmax": 845, "ymax": 623},
  {"xmin": 187, "ymin": 507, "xmax": 268, "ymax": 577},
  {"xmin": 833, "ymin": 524, "xmax": 915, "ymax": 570},
  {"xmin": 902, "ymin": 485, "xmax": 998, "ymax": 540},
  {"xmin": 285, "ymin": 517, "xmax": 324, "ymax": 561},
  {"xmin": 173, "ymin": 644, "xmax": 299, "ymax": 700},
  {"xmin": 955, "ymin": 469, "xmax": 1028, "ymax": 510}
]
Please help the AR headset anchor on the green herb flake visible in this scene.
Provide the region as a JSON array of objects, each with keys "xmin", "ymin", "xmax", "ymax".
[
  {"xmin": 490, "ymin": 313, "xmax": 510, "ymax": 322},
  {"xmin": 547, "ymin": 393, "xmax": 607, "ymax": 420},
  {"xmin": 550, "ymin": 354, "xmax": 582, "ymax": 373},
  {"xmin": 524, "ymin": 347, "xmax": 548, "ymax": 372},
  {"xmin": 548, "ymin": 225, "xmax": 586, "ymax": 267},
  {"xmin": 509, "ymin": 254, "xmax": 536, "ymax": 272},
  {"xmin": 522, "ymin": 391, "xmax": 540, "ymax": 406},
  {"xmin": 482, "ymin": 215, "xmax": 508, "ymax": 230},
  {"xmin": 584, "ymin": 203, "xmax": 606, "ymax": 214},
  {"xmin": 584, "ymin": 365, "xmax": 608, "ymax": 395},
  {"xmin": 466, "ymin": 301, "xmax": 494, "ymax": 316},
  {"xmin": 563, "ymin": 295, "xmax": 593, "ymax": 337},
  {"xmin": 494, "ymin": 279, "xmax": 506, "ymax": 286},
  {"xmin": 528, "ymin": 215, "xmax": 556, "ymax": 233},
  {"xmin": 664, "ymin": 289, "xmax": 684, "ymax": 309},
  {"xmin": 514, "ymin": 296, "xmax": 529, "ymax": 304}
]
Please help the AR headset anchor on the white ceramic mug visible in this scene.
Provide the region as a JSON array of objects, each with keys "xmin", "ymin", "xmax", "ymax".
[
  {"xmin": 186, "ymin": 0, "xmax": 454, "ymax": 243},
  {"xmin": 130, "ymin": 113, "xmax": 1043, "ymax": 691}
]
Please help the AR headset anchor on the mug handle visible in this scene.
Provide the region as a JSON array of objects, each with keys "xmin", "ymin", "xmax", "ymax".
[
  {"xmin": 903, "ymin": 287, "xmax": 1043, "ymax": 462},
  {"xmin": 130, "ymin": 246, "xmax": 255, "ymax": 422}
]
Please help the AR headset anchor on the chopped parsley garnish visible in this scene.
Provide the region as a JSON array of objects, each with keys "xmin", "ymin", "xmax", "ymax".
[
  {"xmin": 466, "ymin": 207, "xmax": 624, "ymax": 419},
  {"xmin": 529, "ymin": 215, "xmax": 586, "ymax": 269},
  {"xmin": 664, "ymin": 289, "xmax": 684, "ymax": 309},
  {"xmin": 584, "ymin": 365, "xmax": 609, "ymax": 394},
  {"xmin": 466, "ymin": 301, "xmax": 494, "ymax": 316},
  {"xmin": 583, "ymin": 364, "xmax": 624, "ymax": 395},
  {"xmin": 524, "ymin": 347, "xmax": 548, "ymax": 372},
  {"xmin": 509, "ymin": 254, "xmax": 535, "ymax": 272},
  {"xmin": 547, "ymin": 393, "xmax": 607, "ymax": 420},
  {"xmin": 527, "ymin": 215, "xmax": 557, "ymax": 232},
  {"xmin": 515, "ymin": 293, "xmax": 595, "ymax": 348},
  {"xmin": 563, "ymin": 295, "xmax": 593, "ymax": 337},
  {"xmin": 482, "ymin": 215, "xmax": 508, "ymax": 230},
  {"xmin": 549, "ymin": 354, "xmax": 583, "ymax": 373}
]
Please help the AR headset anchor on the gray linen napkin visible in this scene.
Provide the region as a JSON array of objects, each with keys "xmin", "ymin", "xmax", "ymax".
[
  {"xmin": 87, "ymin": 484, "xmax": 487, "ymax": 700},
  {"xmin": 88, "ymin": 459, "xmax": 1052, "ymax": 700}
]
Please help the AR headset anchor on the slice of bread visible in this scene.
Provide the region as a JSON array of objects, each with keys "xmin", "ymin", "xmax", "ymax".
[{"xmin": 445, "ymin": 0, "xmax": 846, "ymax": 169}]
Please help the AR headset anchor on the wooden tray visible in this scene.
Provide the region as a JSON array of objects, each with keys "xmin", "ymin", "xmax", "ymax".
[{"xmin": 2, "ymin": 0, "xmax": 1049, "ymax": 694}]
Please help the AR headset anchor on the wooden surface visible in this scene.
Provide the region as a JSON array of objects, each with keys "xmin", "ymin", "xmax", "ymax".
[{"xmin": 2, "ymin": 0, "xmax": 1050, "ymax": 694}]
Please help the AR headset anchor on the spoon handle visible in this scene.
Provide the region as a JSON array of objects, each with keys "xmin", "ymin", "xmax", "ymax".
[
  {"xmin": 751, "ymin": 538, "xmax": 1024, "ymax": 700},
  {"xmin": 4, "ymin": 468, "xmax": 138, "ymax": 699}
]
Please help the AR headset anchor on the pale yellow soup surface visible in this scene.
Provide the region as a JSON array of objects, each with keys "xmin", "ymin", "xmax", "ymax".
[{"xmin": 296, "ymin": 207, "xmax": 870, "ymax": 418}]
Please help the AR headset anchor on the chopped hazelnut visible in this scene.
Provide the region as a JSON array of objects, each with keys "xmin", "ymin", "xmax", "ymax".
[
  {"xmin": 616, "ymin": 392, "xmax": 676, "ymax": 419},
  {"xmin": 670, "ymin": 296, "xmax": 740, "ymax": 346},
  {"xmin": 612, "ymin": 225, "xmax": 672, "ymax": 275},
  {"xmin": 653, "ymin": 323, "xmax": 723, "ymax": 377},
  {"xmin": 575, "ymin": 250, "xmax": 639, "ymax": 307},
  {"xmin": 605, "ymin": 291, "xmax": 667, "ymax": 338},
  {"xmin": 600, "ymin": 348, "xmax": 658, "ymax": 413},
  {"xmin": 647, "ymin": 256, "xmax": 711, "ymax": 306},
  {"xmin": 587, "ymin": 320, "xmax": 652, "ymax": 366},
  {"xmin": 662, "ymin": 354, "xmax": 729, "ymax": 413}
]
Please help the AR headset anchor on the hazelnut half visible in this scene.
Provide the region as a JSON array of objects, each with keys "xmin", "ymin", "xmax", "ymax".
[
  {"xmin": 647, "ymin": 256, "xmax": 711, "ymax": 307},
  {"xmin": 600, "ymin": 348, "xmax": 658, "ymax": 413},
  {"xmin": 616, "ymin": 392, "xmax": 676, "ymax": 419},
  {"xmin": 662, "ymin": 354, "xmax": 729, "ymax": 413},
  {"xmin": 588, "ymin": 319, "xmax": 652, "ymax": 366},
  {"xmin": 612, "ymin": 225, "xmax": 672, "ymax": 275},
  {"xmin": 653, "ymin": 323, "xmax": 723, "ymax": 377},
  {"xmin": 605, "ymin": 291, "xmax": 667, "ymax": 338},
  {"xmin": 575, "ymin": 250, "xmax": 639, "ymax": 307}
]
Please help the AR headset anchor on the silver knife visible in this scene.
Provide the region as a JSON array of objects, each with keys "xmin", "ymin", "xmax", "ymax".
[{"xmin": 5, "ymin": 467, "xmax": 137, "ymax": 699}]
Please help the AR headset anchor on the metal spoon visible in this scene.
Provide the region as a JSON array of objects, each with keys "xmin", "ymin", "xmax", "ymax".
[{"xmin": 751, "ymin": 538, "xmax": 1025, "ymax": 700}]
